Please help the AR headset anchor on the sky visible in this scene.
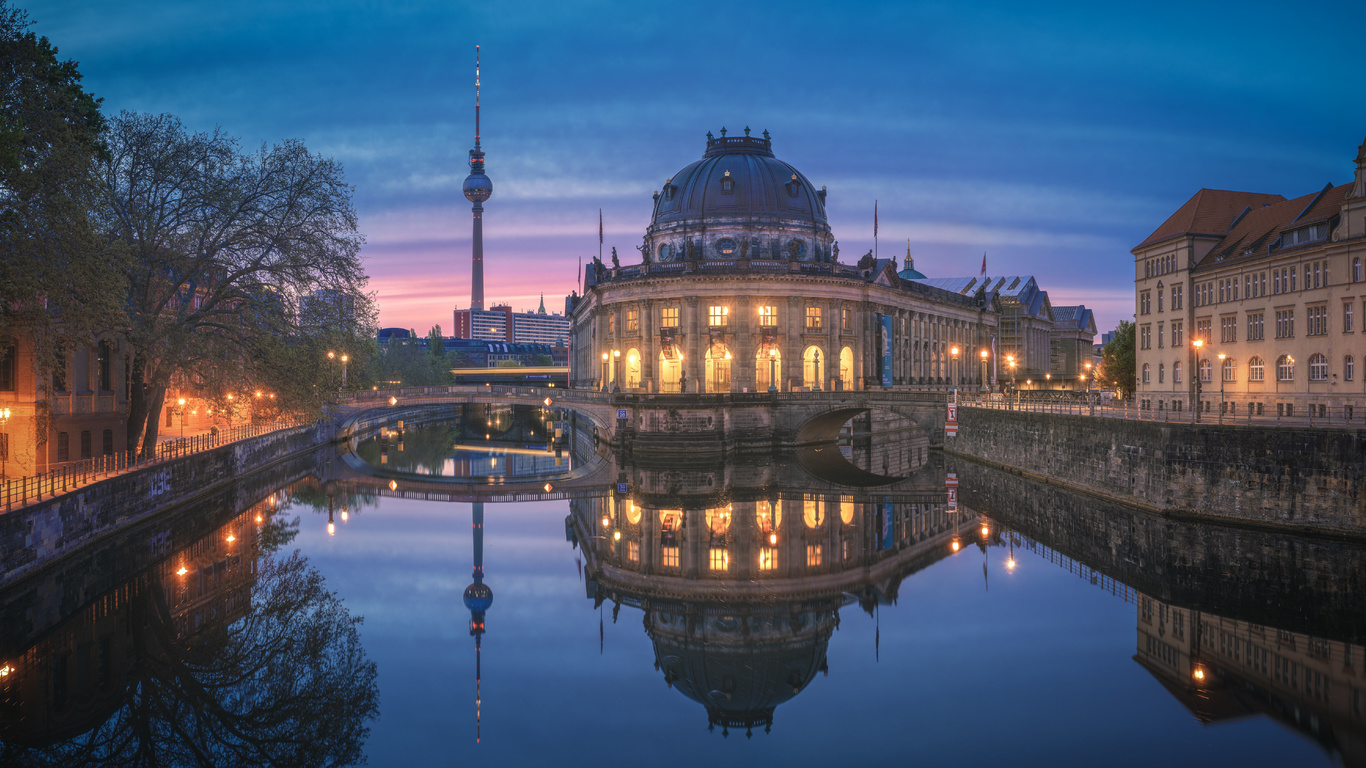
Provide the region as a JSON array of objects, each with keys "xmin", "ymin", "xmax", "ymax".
[{"xmin": 23, "ymin": 0, "xmax": 1366, "ymax": 336}]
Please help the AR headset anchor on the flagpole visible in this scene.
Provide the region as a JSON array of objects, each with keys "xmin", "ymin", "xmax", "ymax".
[
  {"xmin": 874, "ymin": 200, "xmax": 878, "ymax": 260},
  {"xmin": 598, "ymin": 208, "xmax": 603, "ymax": 264}
]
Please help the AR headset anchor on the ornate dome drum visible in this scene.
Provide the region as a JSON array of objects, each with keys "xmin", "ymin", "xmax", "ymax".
[{"xmin": 646, "ymin": 129, "xmax": 833, "ymax": 263}]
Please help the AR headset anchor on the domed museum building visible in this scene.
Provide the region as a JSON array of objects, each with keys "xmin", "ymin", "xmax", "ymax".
[{"xmin": 570, "ymin": 129, "xmax": 999, "ymax": 393}]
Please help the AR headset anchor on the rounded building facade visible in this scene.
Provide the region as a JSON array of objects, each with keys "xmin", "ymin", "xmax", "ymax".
[{"xmin": 571, "ymin": 131, "xmax": 998, "ymax": 393}]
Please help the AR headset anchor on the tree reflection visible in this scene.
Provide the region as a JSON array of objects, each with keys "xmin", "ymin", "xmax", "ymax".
[{"xmin": 1, "ymin": 553, "xmax": 378, "ymax": 768}]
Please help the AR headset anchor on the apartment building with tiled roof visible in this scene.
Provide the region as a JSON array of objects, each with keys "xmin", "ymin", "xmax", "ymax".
[{"xmin": 1131, "ymin": 135, "xmax": 1366, "ymax": 419}]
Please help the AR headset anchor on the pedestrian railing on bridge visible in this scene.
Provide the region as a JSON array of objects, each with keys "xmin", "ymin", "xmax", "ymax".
[
  {"xmin": 959, "ymin": 392, "xmax": 1366, "ymax": 430},
  {"xmin": 1, "ymin": 420, "xmax": 301, "ymax": 512}
]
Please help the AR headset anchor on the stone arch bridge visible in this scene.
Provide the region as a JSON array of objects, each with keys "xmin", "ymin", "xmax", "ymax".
[{"xmin": 335, "ymin": 385, "xmax": 949, "ymax": 456}]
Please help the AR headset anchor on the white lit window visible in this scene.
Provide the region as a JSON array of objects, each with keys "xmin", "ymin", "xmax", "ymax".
[
  {"xmin": 758, "ymin": 305, "xmax": 776, "ymax": 327},
  {"xmin": 708, "ymin": 305, "xmax": 729, "ymax": 326},
  {"xmin": 708, "ymin": 548, "xmax": 729, "ymax": 571},
  {"xmin": 661, "ymin": 546, "xmax": 679, "ymax": 568},
  {"xmin": 758, "ymin": 547, "xmax": 777, "ymax": 571},
  {"xmin": 805, "ymin": 543, "xmax": 823, "ymax": 567}
]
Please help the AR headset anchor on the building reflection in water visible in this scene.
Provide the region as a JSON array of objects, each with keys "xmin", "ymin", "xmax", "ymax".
[
  {"xmin": 568, "ymin": 460, "xmax": 956, "ymax": 736},
  {"xmin": 0, "ymin": 486, "xmax": 379, "ymax": 765},
  {"xmin": 354, "ymin": 404, "xmax": 570, "ymax": 480},
  {"xmin": 1135, "ymin": 593, "xmax": 1366, "ymax": 763}
]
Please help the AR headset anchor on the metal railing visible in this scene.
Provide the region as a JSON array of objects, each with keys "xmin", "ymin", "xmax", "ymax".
[
  {"xmin": 1, "ymin": 420, "xmax": 300, "ymax": 512},
  {"xmin": 958, "ymin": 392, "xmax": 1366, "ymax": 429}
]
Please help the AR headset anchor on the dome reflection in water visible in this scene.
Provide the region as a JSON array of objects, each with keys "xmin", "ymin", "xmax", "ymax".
[{"xmin": 568, "ymin": 443, "xmax": 948, "ymax": 737}]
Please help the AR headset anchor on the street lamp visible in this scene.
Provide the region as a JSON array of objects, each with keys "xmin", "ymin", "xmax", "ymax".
[
  {"xmin": 1192, "ymin": 338, "xmax": 1205, "ymax": 423},
  {"xmin": 768, "ymin": 348, "xmax": 778, "ymax": 393},
  {"xmin": 812, "ymin": 349, "xmax": 821, "ymax": 391},
  {"xmin": 0, "ymin": 406, "xmax": 11, "ymax": 477},
  {"xmin": 1006, "ymin": 354, "xmax": 1018, "ymax": 408},
  {"xmin": 979, "ymin": 348, "xmax": 989, "ymax": 393},
  {"xmin": 177, "ymin": 397, "xmax": 186, "ymax": 438},
  {"xmin": 601, "ymin": 352, "xmax": 609, "ymax": 392},
  {"xmin": 950, "ymin": 346, "xmax": 960, "ymax": 392},
  {"xmin": 1217, "ymin": 352, "xmax": 1226, "ymax": 424},
  {"xmin": 612, "ymin": 349, "xmax": 621, "ymax": 393}
]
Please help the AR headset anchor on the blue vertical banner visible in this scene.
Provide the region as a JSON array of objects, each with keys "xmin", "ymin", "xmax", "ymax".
[
  {"xmin": 879, "ymin": 314, "xmax": 894, "ymax": 387},
  {"xmin": 878, "ymin": 500, "xmax": 895, "ymax": 550}
]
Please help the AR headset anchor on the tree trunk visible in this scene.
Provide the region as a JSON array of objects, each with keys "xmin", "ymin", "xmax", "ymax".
[
  {"xmin": 142, "ymin": 385, "xmax": 167, "ymax": 456},
  {"xmin": 125, "ymin": 351, "xmax": 150, "ymax": 453}
]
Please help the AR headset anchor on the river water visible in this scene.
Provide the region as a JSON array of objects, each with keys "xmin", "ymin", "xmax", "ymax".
[{"xmin": 1, "ymin": 406, "xmax": 1362, "ymax": 767}]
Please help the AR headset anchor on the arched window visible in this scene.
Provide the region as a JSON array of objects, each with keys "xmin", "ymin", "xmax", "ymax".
[
  {"xmin": 705, "ymin": 343, "xmax": 731, "ymax": 393},
  {"xmin": 803, "ymin": 494, "xmax": 825, "ymax": 528},
  {"xmin": 756, "ymin": 347, "xmax": 781, "ymax": 391},
  {"xmin": 1222, "ymin": 357, "xmax": 1237, "ymax": 382},
  {"xmin": 1249, "ymin": 356, "xmax": 1265, "ymax": 382},
  {"xmin": 1142, "ymin": 363, "xmax": 1150, "ymax": 384},
  {"xmin": 1199, "ymin": 358, "xmax": 1211, "ymax": 383},
  {"xmin": 1173, "ymin": 360, "xmax": 1183, "ymax": 383},
  {"xmin": 1309, "ymin": 353, "xmax": 1328, "ymax": 381},
  {"xmin": 1346, "ymin": 355, "xmax": 1356, "ymax": 382},
  {"xmin": 839, "ymin": 347, "xmax": 854, "ymax": 391},
  {"xmin": 659, "ymin": 348, "xmax": 683, "ymax": 392},
  {"xmin": 1277, "ymin": 355, "xmax": 1294, "ymax": 381},
  {"xmin": 802, "ymin": 346, "xmax": 825, "ymax": 390},
  {"xmin": 625, "ymin": 348, "xmax": 641, "ymax": 389}
]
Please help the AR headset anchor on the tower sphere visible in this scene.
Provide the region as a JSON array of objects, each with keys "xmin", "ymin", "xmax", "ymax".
[
  {"xmin": 464, "ymin": 581, "xmax": 494, "ymax": 612},
  {"xmin": 464, "ymin": 171, "xmax": 492, "ymax": 204}
]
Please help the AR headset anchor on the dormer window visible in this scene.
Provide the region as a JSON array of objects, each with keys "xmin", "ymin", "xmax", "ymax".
[
  {"xmin": 786, "ymin": 174, "xmax": 801, "ymax": 198},
  {"xmin": 720, "ymin": 171, "xmax": 734, "ymax": 193},
  {"xmin": 715, "ymin": 238, "xmax": 737, "ymax": 256},
  {"xmin": 1281, "ymin": 223, "xmax": 1328, "ymax": 249},
  {"xmin": 663, "ymin": 179, "xmax": 675, "ymax": 202}
]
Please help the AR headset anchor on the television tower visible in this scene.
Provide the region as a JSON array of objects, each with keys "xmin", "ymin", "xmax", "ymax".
[
  {"xmin": 463, "ymin": 45, "xmax": 492, "ymax": 310},
  {"xmin": 463, "ymin": 502, "xmax": 493, "ymax": 742}
]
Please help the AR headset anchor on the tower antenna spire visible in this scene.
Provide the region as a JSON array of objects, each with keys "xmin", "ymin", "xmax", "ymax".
[{"xmin": 474, "ymin": 44, "xmax": 481, "ymax": 151}]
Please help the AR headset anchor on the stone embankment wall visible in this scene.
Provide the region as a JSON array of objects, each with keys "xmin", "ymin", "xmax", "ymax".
[
  {"xmin": 948, "ymin": 407, "xmax": 1366, "ymax": 536},
  {"xmin": 0, "ymin": 425, "xmax": 322, "ymax": 587}
]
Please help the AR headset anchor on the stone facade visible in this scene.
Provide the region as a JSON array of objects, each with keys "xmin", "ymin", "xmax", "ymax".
[
  {"xmin": 1132, "ymin": 134, "xmax": 1366, "ymax": 419},
  {"xmin": 570, "ymin": 132, "xmax": 1000, "ymax": 394}
]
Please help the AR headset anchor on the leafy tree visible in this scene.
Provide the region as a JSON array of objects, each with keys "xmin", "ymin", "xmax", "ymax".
[
  {"xmin": 95, "ymin": 112, "xmax": 372, "ymax": 454},
  {"xmin": 427, "ymin": 325, "xmax": 444, "ymax": 358},
  {"xmin": 372, "ymin": 338, "xmax": 449, "ymax": 387},
  {"xmin": 1099, "ymin": 320, "xmax": 1135, "ymax": 400},
  {"xmin": 0, "ymin": 1, "xmax": 125, "ymax": 359},
  {"xmin": 532, "ymin": 353, "xmax": 553, "ymax": 366}
]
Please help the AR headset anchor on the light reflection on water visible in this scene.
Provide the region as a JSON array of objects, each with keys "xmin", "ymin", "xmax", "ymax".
[{"xmin": 0, "ymin": 410, "xmax": 1361, "ymax": 767}]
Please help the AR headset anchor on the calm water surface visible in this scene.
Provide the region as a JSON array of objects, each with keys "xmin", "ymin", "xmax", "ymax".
[{"xmin": 2, "ymin": 411, "xmax": 1362, "ymax": 767}]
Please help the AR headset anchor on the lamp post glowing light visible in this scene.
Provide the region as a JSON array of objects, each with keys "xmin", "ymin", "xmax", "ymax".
[
  {"xmin": 979, "ymin": 348, "xmax": 989, "ymax": 392},
  {"xmin": 1192, "ymin": 339, "xmax": 1205, "ymax": 422},
  {"xmin": 1217, "ymin": 352, "xmax": 1227, "ymax": 423},
  {"xmin": 768, "ymin": 348, "xmax": 778, "ymax": 393}
]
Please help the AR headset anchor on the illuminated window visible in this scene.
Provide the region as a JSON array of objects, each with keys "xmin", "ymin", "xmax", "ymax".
[
  {"xmin": 626, "ymin": 309, "xmax": 639, "ymax": 332},
  {"xmin": 627, "ymin": 540, "xmax": 640, "ymax": 562},
  {"xmin": 756, "ymin": 499, "xmax": 781, "ymax": 532},
  {"xmin": 805, "ymin": 306, "xmax": 822, "ymax": 330},
  {"xmin": 758, "ymin": 547, "xmax": 777, "ymax": 571},
  {"xmin": 625, "ymin": 498, "xmax": 641, "ymax": 525},
  {"xmin": 758, "ymin": 305, "xmax": 776, "ymax": 327},
  {"xmin": 840, "ymin": 496, "xmax": 854, "ymax": 525},
  {"xmin": 1223, "ymin": 358, "xmax": 1236, "ymax": 383},
  {"xmin": 709, "ymin": 548, "xmax": 729, "ymax": 571},
  {"xmin": 1249, "ymin": 357, "xmax": 1264, "ymax": 382},
  {"xmin": 661, "ymin": 307, "xmax": 679, "ymax": 328},
  {"xmin": 806, "ymin": 543, "xmax": 823, "ymax": 567},
  {"xmin": 803, "ymin": 494, "xmax": 825, "ymax": 528},
  {"xmin": 661, "ymin": 546, "xmax": 679, "ymax": 568},
  {"xmin": 1277, "ymin": 355, "xmax": 1294, "ymax": 381},
  {"xmin": 608, "ymin": 312, "xmax": 615, "ymax": 334},
  {"xmin": 708, "ymin": 305, "xmax": 729, "ymax": 326},
  {"xmin": 841, "ymin": 308, "xmax": 850, "ymax": 330}
]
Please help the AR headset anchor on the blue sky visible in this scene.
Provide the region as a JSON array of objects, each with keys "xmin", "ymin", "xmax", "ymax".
[{"xmin": 26, "ymin": 0, "xmax": 1366, "ymax": 335}]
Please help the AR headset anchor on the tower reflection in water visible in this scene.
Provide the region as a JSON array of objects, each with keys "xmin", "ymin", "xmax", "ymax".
[{"xmin": 567, "ymin": 457, "xmax": 953, "ymax": 737}]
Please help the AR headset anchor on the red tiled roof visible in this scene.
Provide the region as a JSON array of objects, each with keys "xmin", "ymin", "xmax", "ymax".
[
  {"xmin": 1135, "ymin": 188, "xmax": 1286, "ymax": 250},
  {"xmin": 1194, "ymin": 183, "xmax": 1351, "ymax": 271}
]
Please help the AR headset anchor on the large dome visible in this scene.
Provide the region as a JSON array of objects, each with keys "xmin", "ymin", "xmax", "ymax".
[{"xmin": 642, "ymin": 130, "xmax": 834, "ymax": 264}]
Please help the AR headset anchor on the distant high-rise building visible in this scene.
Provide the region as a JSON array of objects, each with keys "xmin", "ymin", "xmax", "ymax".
[{"xmin": 453, "ymin": 301, "xmax": 569, "ymax": 345}]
